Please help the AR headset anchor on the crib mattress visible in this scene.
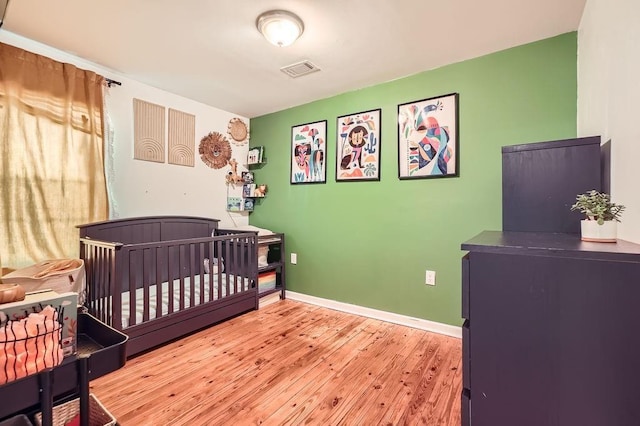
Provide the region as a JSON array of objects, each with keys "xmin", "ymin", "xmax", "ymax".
[{"xmin": 111, "ymin": 274, "xmax": 249, "ymax": 329}]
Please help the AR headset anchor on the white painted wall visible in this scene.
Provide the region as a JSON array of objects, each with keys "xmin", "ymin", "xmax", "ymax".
[
  {"xmin": 0, "ymin": 31, "xmax": 250, "ymax": 229},
  {"xmin": 101, "ymin": 78, "xmax": 250, "ymax": 228},
  {"xmin": 578, "ymin": 0, "xmax": 640, "ymax": 243}
]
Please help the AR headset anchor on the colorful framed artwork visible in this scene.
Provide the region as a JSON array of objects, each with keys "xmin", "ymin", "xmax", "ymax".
[
  {"xmin": 291, "ymin": 120, "xmax": 327, "ymax": 184},
  {"xmin": 397, "ymin": 93, "xmax": 459, "ymax": 179},
  {"xmin": 336, "ymin": 109, "xmax": 381, "ymax": 182}
]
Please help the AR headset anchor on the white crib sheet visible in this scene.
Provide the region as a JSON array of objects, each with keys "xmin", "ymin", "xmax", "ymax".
[{"xmin": 113, "ymin": 274, "xmax": 249, "ymax": 329}]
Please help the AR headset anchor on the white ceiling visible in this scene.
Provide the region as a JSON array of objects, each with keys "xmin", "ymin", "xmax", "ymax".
[{"xmin": 2, "ymin": 0, "xmax": 586, "ymax": 118}]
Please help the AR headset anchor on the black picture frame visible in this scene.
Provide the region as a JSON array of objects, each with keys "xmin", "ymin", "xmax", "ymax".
[
  {"xmin": 290, "ymin": 120, "xmax": 327, "ymax": 184},
  {"xmin": 336, "ymin": 108, "xmax": 381, "ymax": 182},
  {"xmin": 397, "ymin": 92, "xmax": 459, "ymax": 179}
]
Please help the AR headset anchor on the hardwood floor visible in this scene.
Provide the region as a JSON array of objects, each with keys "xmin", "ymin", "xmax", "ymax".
[{"xmin": 91, "ymin": 300, "xmax": 462, "ymax": 425}]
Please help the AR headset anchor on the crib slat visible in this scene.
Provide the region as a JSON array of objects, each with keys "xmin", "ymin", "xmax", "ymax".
[
  {"xmin": 100, "ymin": 247, "xmax": 105, "ymax": 321},
  {"xmin": 179, "ymin": 245, "xmax": 185, "ymax": 311},
  {"xmin": 155, "ymin": 246, "xmax": 162, "ymax": 319},
  {"xmin": 98, "ymin": 246, "xmax": 104, "ymax": 324},
  {"xmin": 208, "ymin": 241, "xmax": 214, "ymax": 303},
  {"xmin": 246, "ymin": 236, "xmax": 251, "ymax": 291},
  {"xmin": 235, "ymin": 237, "xmax": 241, "ymax": 293},
  {"xmin": 142, "ymin": 249, "xmax": 150, "ymax": 323},
  {"xmin": 240, "ymin": 237, "xmax": 247, "ymax": 292},
  {"xmin": 102, "ymin": 246, "xmax": 110, "ymax": 325},
  {"xmin": 233, "ymin": 237, "xmax": 239, "ymax": 294},
  {"xmin": 93, "ymin": 245, "xmax": 101, "ymax": 322},
  {"xmin": 168, "ymin": 244, "xmax": 174, "ymax": 314},
  {"xmin": 110, "ymin": 246, "xmax": 120, "ymax": 329},
  {"xmin": 189, "ymin": 244, "xmax": 196, "ymax": 309},
  {"xmin": 129, "ymin": 252, "xmax": 137, "ymax": 327},
  {"xmin": 250, "ymin": 235, "xmax": 257, "ymax": 293},
  {"xmin": 95, "ymin": 245, "xmax": 102, "ymax": 322},
  {"xmin": 86, "ymin": 244, "xmax": 94, "ymax": 316},
  {"xmin": 216, "ymin": 239, "xmax": 223, "ymax": 301},
  {"xmin": 199, "ymin": 241, "xmax": 205, "ymax": 306},
  {"xmin": 225, "ymin": 237, "xmax": 231, "ymax": 298}
]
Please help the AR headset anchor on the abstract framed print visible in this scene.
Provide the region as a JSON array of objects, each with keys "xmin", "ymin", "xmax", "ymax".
[{"xmin": 397, "ymin": 93, "xmax": 459, "ymax": 179}]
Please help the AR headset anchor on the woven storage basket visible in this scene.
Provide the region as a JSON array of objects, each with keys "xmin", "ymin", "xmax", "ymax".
[
  {"xmin": 1, "ymin": 308, "xmax": 64, "ymax": 385},
  {"xmin": 34, "ymin": 394, "xmax": 115, "ymax": 426}
]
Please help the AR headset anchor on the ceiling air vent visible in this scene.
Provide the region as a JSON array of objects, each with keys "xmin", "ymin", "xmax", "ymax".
[{"xmin": 280, "ymin": 60, "xmax": 321, "ymax": 78}]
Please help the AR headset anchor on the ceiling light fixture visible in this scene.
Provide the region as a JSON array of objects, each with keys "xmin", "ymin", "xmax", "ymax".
[{"xmin": 256, "ymin": 10, "xmax": 304, "ymax": 47}]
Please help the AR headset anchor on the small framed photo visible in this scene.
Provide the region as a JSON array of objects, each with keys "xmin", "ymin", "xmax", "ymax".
[
  {"xmin": 336, "ymin": 109, "xmax": 381, "ymax": 182},
  {"xmin": 247, "ymin": 146, "xmax": 264, "ymax": 165},
  {"xmin": 291, "ymin": 120, "xmax": 327, "ymax": 184},
  {"xmin": 242, "ymin": 183, "xmax": 255, "ymax": 198},
  {"xmin": 397, "ymin": 93, "xmax": 459, "ymax": 179},
  {"xmin": 241, "ymin": 171, "xmax": 254, "ymax": 184},
  {"xmin": 226, "ymin": 197, "xmax": 242, "ymax": 212},
  {"xmin": 242, "ymin": 198, "xmax": 254, "ymax": 211}
]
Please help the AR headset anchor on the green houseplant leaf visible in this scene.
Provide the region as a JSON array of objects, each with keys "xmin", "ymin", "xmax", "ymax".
[{"xmin": 570, "ymin": 190, "xmax": 625, "ymax": 225}]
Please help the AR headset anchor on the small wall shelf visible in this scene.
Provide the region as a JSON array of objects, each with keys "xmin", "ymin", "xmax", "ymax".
[
  {"xmin": 247, "ymin": 146, "xmax": 265, "ymax": 166},
  {"xmin": 238, "ymin": 182, "xmax": 268, "ymax": 213},
  {"xmin": 226, "ymin": 176, "xmax": 267, "ymax": 212}
]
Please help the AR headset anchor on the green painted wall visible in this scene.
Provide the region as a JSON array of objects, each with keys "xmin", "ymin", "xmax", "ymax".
[{"xmin": 249, "ymin": 33, "xmax": 577, "ymax": 326}]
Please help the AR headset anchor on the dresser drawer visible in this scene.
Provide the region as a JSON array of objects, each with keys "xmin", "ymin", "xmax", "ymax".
[{"xmin": 462, "ymin": 253, "xmax": 470, "ymax": 319}]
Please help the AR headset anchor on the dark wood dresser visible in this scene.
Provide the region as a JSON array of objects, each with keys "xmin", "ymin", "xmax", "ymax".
[{"xmin": 461, "ymin": 231, "xmax": 640, "ymax": 426}]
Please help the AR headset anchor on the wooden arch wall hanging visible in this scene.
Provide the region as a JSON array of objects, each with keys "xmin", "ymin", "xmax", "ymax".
[
  {"xmin": 133, "ymin": 99, "xmax": 165, "ymax": 163},
  {"xmin": 168, "ymin": 108, "xmax": 196, "ymax": 167}
]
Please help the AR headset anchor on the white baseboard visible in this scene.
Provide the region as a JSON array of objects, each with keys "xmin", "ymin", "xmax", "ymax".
[{"xmin": 286, "ymin": 291, "xmax": 462, "ymax": 339}]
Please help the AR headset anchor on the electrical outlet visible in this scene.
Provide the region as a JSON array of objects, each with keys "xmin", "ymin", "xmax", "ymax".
[
  {"xmin": 425, "ymin": 270, "xmax": 436, "ymax": 285},
  {"xmin": 291, "ymin": 253, "xmax": 297, "ymax": 265}
]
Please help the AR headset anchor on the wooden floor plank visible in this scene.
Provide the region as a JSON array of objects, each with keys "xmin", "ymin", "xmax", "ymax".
[
  {"xmin": 91, "ymin": 300, "xmax": 462, "ymax": 425},
  {"xmin": 229, "ymin": 319, "xmax": 384, "ymax": 425},
  {"xmin": 168, "ymin": 312, "xmax": 365, "ymax": 424},
  {"xmin": 108, "ymin": 305, "xmax": 343, "ymax": 424},
  {"xmin": 262, "ymin": 320, "xmax": 397, "ymax": 425},
  {"xmin": 336, "ymin": 331, "xmax": 438, "ymax": 425},
  {"xmin": 298, "ymin": 325, "xmax": 424, "ymax": 425},
  {"xmin": 396, "ymin": 337, "xmax": 459, "ymax": 425},
  {"xmin": 92, "ymin": 304, "xmax": 322, "ymax": 415}
]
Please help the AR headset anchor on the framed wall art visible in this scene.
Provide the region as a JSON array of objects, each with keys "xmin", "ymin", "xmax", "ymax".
[
  {"xmin": 397, "ymin": 92, "xmax": 459, "ymax": 179},
  {"xmin": 336, "ymin": 109, "xmax": 381, "ymax": 182},
  {"xmin": 291, "ymin": 120, "xmax": 327, "ymax": 184}
]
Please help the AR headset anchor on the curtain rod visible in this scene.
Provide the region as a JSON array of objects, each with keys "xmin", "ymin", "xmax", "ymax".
[{"xmin": 105, "ymin": 78, "xmax": 122, "ymax": 88}]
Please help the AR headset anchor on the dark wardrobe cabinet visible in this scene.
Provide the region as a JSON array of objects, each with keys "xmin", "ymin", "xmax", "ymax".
[
  {"xmin": 461, "ymin": 231, "xmax": 640, "ymax": 426},
  {"xmin": 502, "ymin": 136, "xmax": 603, "ymax": 234}
]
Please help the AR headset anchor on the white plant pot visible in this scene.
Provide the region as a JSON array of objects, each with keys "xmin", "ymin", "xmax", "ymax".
[{"xmin": 580, "ymin": 219, "xmax": 617, "ymax": 242}]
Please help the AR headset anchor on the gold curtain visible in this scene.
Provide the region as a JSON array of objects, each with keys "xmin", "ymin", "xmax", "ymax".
[{"xmin": 0, "ymin": 42, "xmax": 108, "ymax": 270}]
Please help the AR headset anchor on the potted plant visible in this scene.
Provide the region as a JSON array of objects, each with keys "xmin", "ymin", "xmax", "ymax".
[{"xmin": 570, "ymin": 190, "xmax": 625, "ymax": 242}]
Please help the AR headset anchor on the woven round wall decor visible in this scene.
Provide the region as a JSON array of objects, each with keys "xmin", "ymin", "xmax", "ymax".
[
  {"xmin": 227, "ymin": 118, "xmax": 249, "ymax": 146},
  {"xmin": 198, "ymin": 132, "xmax": 232, "ymax": 169}
]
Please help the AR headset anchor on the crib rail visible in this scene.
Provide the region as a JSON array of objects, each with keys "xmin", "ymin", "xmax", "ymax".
[{"xmin": 79, "ymin": 233, "xmax": 257, "ymax": 331}]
